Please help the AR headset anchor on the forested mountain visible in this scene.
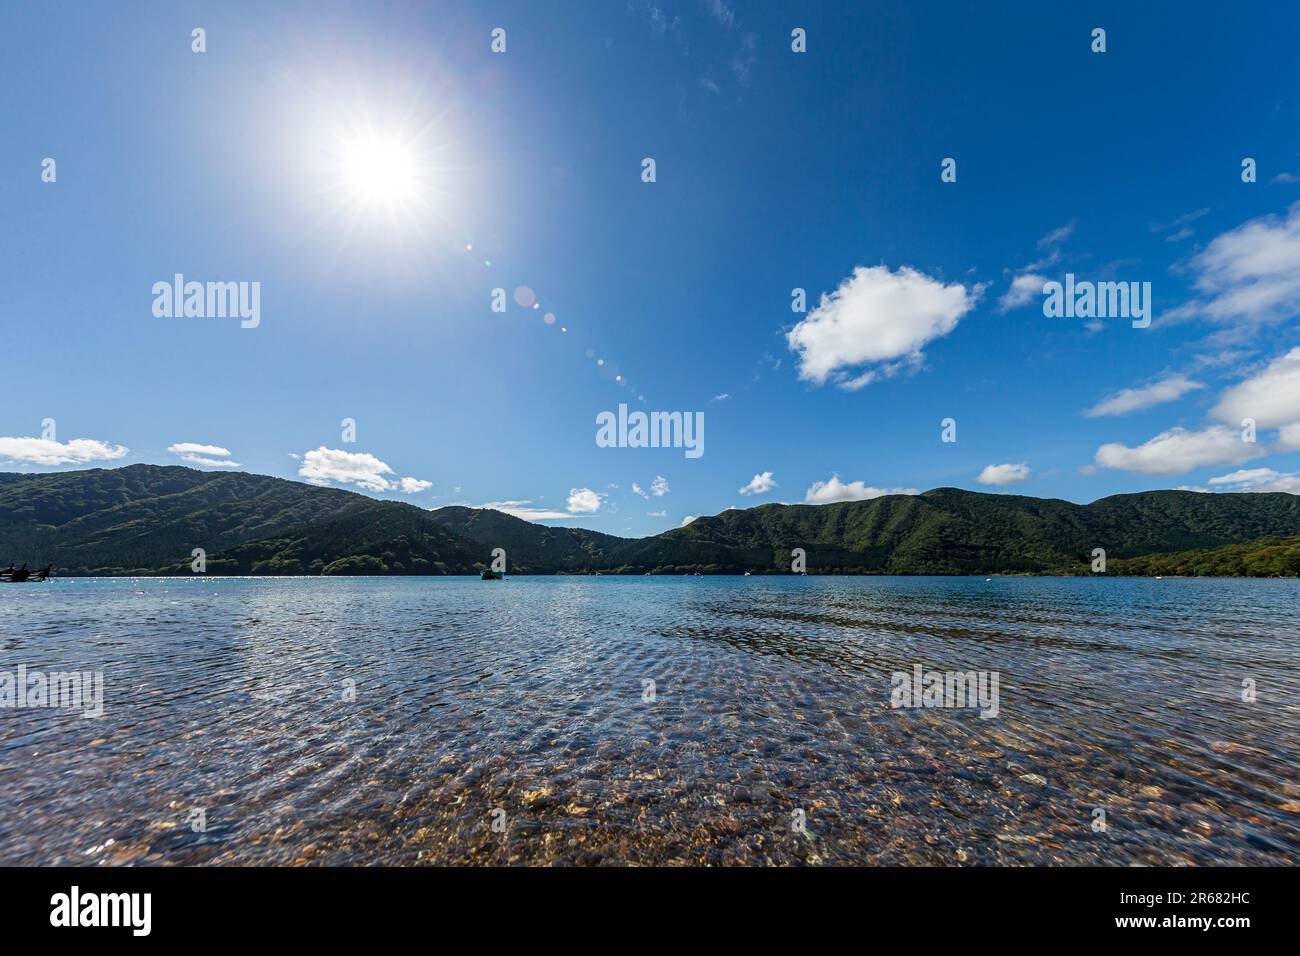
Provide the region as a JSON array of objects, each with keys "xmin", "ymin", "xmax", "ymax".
[
  {"xmin": 0, "ymin": 466, "xmax": 372, "ymax": 573},
  {"xmin": 427, "ymin": 505, "xmax": 627, "ymax": 572},
  {"xmin": 3, "ymin": 465, "xmax": 1300, "ymax": 576},
  {"xmin": 1108, "ymin": 535, "xmax": 1300, "ymax": 577},
  {"xmin": 610, "ymin": 488, "xmax": 1300, "ymax": 574}
]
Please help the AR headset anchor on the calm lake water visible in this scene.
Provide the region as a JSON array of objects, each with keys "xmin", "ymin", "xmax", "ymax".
[{"xmin": 1, "ymin": 576, "xmax": 1298, "ymax": 866}]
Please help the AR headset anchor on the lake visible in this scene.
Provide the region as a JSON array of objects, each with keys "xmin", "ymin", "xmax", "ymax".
[{"xmin": 1, "ymin": 576, "xmax": 1297, "ymax": 865}]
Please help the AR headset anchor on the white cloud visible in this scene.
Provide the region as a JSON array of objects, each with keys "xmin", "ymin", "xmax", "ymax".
[
  {"xmin": 738, "ymin": 470, "xmax": 777, "ymax": 496},
  {"xmin": 168, "ymin": 441, "xmax": 240, "ymax": 469},
  {"xmin": 1038, "ymin": 221, "xmax": 1075, "ymax": 247},
  {"xmin": 680, "ymin": 515, "xmax": 698, "ymax": 527},
  {"xmin": 296, "ymin": 446, "xmax": 429, "ymax": 494},
  {"xmin": 1185, "ymin": 202, "xmax": 1300, "ymax": 325},
  {"xmin": 1249, "ymin": 475, "xmax": 1300, "ymax": 493},
  {"xmin": 1085, "ymin": 374, "xmax": 1204, "ymax": 417},
  {"xmin": 998, "ymin": 273, "xmax": 1047, "ymax": 312},
  {"xmin": 1208, "ymin": 468, "xmax": 1281, "ymax": 486},
  {"xmin": 180, "ymin": 454, "xmax": 241, "ymax": 469},
  {"xmin": 1277, "ymin": 422, "xmax": 1300, "ymax": 452},
  {"xmin": 476, "ymin": 500, "xmax": 577, "ymax": 521},
  {"xmin": 0, "ymin": 437, "xmax": 128, "ymax": 467},
  {"xmin": 1094, "ymin": 426, "xmax": 1264, "ymax": 475},
  {"xmin": 804, "ymin": 475, "xmax": 919, "ymax": 504},
  {"xmin": 397, "ymin": 477, "xmax": 432, "ymax": 494},
  {"xmin": 647, "ymin": 510, "xmax": 667, "ymax": 518},
  {"xmin": 168, "ymin": 442, "xmax": 230, "ymax": 457},
  {"xmin": 976, "ymin": 462, "xmax": 1031, "ymax": 486},
  {"xmin": 1204, "ymin": 468, "xmax": 1300, "ymax": 494},
  {"xmin": 1008, "ymin": 222, "xmax": 1074, "ymax": 282},
  {"xmin": 1150, "ymin": 207, "xmax": 1209, "ymax": 235},
  {"xmin": 567, "ymin": 487, "xmax": 604, "ymax": 514},
  {"xmin": 712, "ymin": 393, "xmax": 731, "ymax": 402},
  {"xmin": 298, "ymin": 447, "xmax": 395, "ymax": 492},
  {"xmin": 786, "ymin": 266, "xmax": 978, "ymax": 389},
  {"xmin": 1212, "ymin": 347, "xmax": 1300, "ymax": 428},
  {"xmin": 631, "ymin": 476, "xmax": 669, "ymax": 498}
]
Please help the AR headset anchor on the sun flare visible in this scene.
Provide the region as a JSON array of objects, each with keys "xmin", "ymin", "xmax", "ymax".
[{"xmin": 339, "ymin": 135, "xmax": 419, "ymax": 204}]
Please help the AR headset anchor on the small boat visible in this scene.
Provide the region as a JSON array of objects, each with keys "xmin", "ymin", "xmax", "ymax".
[
  {"xmin": 1, "ymin": 564, "xmax": 52, "ymax": 583},
  {"xmin": 744, "ymin": 571, "xmax": 752, "ymax": 576},
  {"xmin": 480, "ymin": 568, "xmax": 503, "ymax": 581}
]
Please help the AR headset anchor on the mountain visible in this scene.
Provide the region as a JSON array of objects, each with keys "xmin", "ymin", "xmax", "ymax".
[
  {"xmin": 1108, "ymin": 535, "xmax": 1300, "ymax": 577},
  {"xmin": 3, "ymin": 465, "xmax": 1300, "ymax": 575},
  {"xmin": 181, "ymin": 500, "xmax": 481, "ymax": 575},
  {"xmin": 0, "ymin": 466, "xmax": 374, "ymax": 574},
  {"xmin": 611, "ymin": 488, "xmax": 1300, "ymax": 574},
  {"xmin": 426, "ymin": 506, "xmax": 627, "ymax": 572}
]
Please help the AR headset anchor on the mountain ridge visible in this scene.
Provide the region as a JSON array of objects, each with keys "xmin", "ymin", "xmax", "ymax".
[{"xmin": 3, "ymin": 464, "xmax": 1300, "ymax": 576}]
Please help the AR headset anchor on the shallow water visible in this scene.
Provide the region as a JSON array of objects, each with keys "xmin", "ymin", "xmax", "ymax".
[{"xmin": 1, "ymin": 575, "xmax": 1297, "ymax": 866}]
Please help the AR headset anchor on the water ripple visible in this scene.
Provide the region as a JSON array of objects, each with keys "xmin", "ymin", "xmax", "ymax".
[{"xmin": 0, "ymin": 576, "xmax": 1297, "ymax": 865}]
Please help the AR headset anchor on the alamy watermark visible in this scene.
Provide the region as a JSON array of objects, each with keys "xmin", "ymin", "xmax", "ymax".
[
  {"xmin": 50, "ymin": 886, "xmax": 150, "ymax": 936},
  {"xmin": 890, "ymin": 664, "xmax": 999, "ymax": 719},
  {"xmin": 152, "ymin": 274, "xmax": 261, "ymax": 328},
  {"xmin": 1, "ymin": 665, "xmax": 104, "ymax": 718},
  {"xmin": 596, "ymin": 404, "xmax": 704, "ymax": 459},
  {"xmin": 1042, "ymin": 274, "xmax": 1150, "ymax": 328}
]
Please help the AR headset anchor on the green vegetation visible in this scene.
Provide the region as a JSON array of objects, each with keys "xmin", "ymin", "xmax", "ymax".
[
  {"xmin": 3, "ymin": 465, "xmax": 1300, "ymax": 576},
  {"xmin": 1108, "ymin": 536, "xmax": 1300, "ymax": 577}
]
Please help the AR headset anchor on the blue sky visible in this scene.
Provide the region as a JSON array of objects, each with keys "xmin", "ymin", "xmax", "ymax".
[{"xmin": 3, "ymin": 0, "xmax": 1300, "ymax": 536}]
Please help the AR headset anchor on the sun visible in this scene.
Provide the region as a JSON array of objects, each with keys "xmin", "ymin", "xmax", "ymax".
[
  {"xmin": 339, "ymin": 134, "xmax": 419, "ymax": 205},
  {"xmin": 295, "ymin": 88, "xmax": 469, "ymax": 253}
]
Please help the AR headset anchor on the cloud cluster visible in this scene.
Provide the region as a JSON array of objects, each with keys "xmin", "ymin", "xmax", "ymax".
[
  {"xmin": 168, "ymin": 442, "xmax": 240, "ymax": 469},
  {"xmin": 998, "ymin": 273, "xmax": 1048, "ymax": 312},
  {"xmin": 804, "ymin": 475, "xmax": 919, "ymax": 504},
  {"xmin": 738, "ymin": 471, "xmax": 776, "ymax": 496},
  {"xmin": 1184, "ymin": 467, "xmax": 1300, "ymax": 495},
  {"xmin": 475, "ymin": 500, "xmax": 575, "ymax": 521},
  {"xmin": 976, "ymin": 463, "xmax": 1030, "ymax": 486},
  {"xmin": 0, "ymin": 437, "xmax": 127, "ymax": 467},
  {"xmin": 1186, "ymin": 202, "xmax": 1300, "ymax": 325},
  {"xmin": 1085, "ymin": 375, "xmax": 1203, "ymax": 417},
  {"xmin": 297, "ymin": 446, "xmax": 429, "ymax": 494},
  {"xmin": 1094, "ymin": 426, "xmax": 1262, "ymax": 475},
  {"xmin": 632, "ymin": 475, "xmax": 670, "ymax": 498},
  {"xmin": 566, "ymin": 487, "xmax": 604, "ymax": 514},
  {"xmin": 787, "ymin": 266, "xmax": 977, "ymax": 390},
  {"xmin": 999, "ymin": 222, "xmax": 1075, "ymax": 312},
  {"xmin": 1149, "ymin": 207, "xmax": 1208, "ymax": 243},
  {"xmin": 1211, "ymin": 347, "xmax": 1300, "ymax": 429},
  {"xmin": 397, "ymin": 477, "xmax": 432, "ymax": 494},
  {"xmin": 1090, "ymin": 216, "xmax": 1300, "ymax": 478}
]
